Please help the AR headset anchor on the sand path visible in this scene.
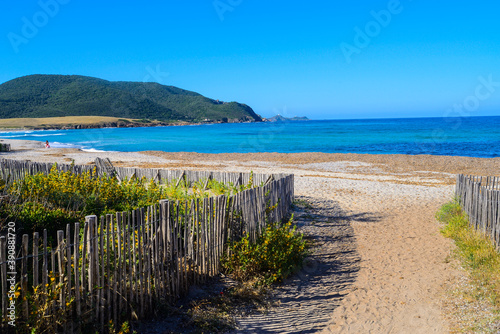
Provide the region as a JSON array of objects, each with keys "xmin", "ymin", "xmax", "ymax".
[
  {"xmin": 234, "ymin": 169, "xmax": 457, "ymax": 333},
  {"xmin": 323, "ymin": 202, "xmax": 454, "ymax": 333},
  {"xmin": 235, "ymin": 196, "xmax": 359, "ymax": 333}
]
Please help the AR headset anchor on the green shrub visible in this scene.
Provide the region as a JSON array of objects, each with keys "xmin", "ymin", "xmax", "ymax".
[
  {"xmin": 223, "ymin": 215, "xmax": 307, "ymax": 285},
  {"xmin": 7, "ymin": 201, "xmax": 77, "ymax": 235}
]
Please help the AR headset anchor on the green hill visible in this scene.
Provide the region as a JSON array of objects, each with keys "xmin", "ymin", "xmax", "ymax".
[{"xmin": 0, "ymin": 74, "xmax": 262, "ymax": 123}]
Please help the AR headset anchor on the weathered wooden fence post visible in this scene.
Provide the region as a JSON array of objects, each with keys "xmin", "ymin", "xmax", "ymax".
[{"xmin": 456, "ymin": 174, "xmax": 500, "ymax": 249}]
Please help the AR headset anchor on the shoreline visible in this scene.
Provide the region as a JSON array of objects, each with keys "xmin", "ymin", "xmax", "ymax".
[{"xmin": 1, "ymin": 138, "xmax": 498, "ymax": 180}]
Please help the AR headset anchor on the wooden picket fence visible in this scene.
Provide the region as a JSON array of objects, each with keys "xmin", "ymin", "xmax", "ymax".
[
  {"xmin": 0, "ymin": 159, "xmax": 294, "ymax": 331},
  {"xmin": 456, "ymin": 174, "xmax": 500, "ymax": 246},
  {"xmin": 0, "ymin": 158, "xmax": 289, "ymax": 188}
]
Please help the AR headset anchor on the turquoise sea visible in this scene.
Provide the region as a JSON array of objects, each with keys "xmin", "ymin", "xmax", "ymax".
[{"xmin": 1, "ymin": 116, "xmax": 499, "ymax": 158}]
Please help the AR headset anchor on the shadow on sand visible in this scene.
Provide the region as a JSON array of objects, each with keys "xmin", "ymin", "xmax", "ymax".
[{"xmin": 235, "ymin": 195, "xmax": 363, "ymax": 333}]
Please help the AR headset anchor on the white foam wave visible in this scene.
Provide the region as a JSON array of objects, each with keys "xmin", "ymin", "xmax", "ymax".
[
  {"xmin": 0, "ymin": 132, "xmax": 64, "ymax": 138},
  {"xmin": 0, "ymin": 130, "xmax": 33, "ymax": 134},
  {"xmin": 30, "ymin": 133, "xmax": 64, "ymax": 137},
  {"xmin": 50, "ymin": 142, "xmax": 79, "ymax": 148},
  {"xmin": 0, "ymin": 134, "xmax": 27, "ymax": 138},
  {"xmin": 80, "ymin": 148, "xmax": 107, "ymax": 153}
]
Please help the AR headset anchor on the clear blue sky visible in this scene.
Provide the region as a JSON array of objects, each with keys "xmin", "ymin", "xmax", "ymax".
[{"xmin": 1, "ymin": 0, "xmax": 499, "ymax": 119}]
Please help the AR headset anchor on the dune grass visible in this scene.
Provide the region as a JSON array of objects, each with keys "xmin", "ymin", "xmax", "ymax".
[
  {"xmin": 436, "ymin": 200, "xmax": 500, "ymax": 331},
  {"xmin": 437, "ymin": 200, "xmax": 500, "ymax": 305}
]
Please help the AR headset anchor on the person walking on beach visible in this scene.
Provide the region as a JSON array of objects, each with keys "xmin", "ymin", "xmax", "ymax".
[{"xmin": 45, "ymin": 140, "xmax": 50, "ymax": 148}]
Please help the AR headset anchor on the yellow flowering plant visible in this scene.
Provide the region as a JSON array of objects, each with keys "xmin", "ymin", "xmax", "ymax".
[
  {"xmin": 0, "ymin": 166, "xmax": 257, "ymax": 238},
  {"xmin": 12, "ymin": 271, "xmax": 76, "ymax": 333}
]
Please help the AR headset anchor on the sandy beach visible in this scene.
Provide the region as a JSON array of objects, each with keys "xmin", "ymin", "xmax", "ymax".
[{"xmin": 2, "ymin": 138, "xmax": 500, "ymax": 333}]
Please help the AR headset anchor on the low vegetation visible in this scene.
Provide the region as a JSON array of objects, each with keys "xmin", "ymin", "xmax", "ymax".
[
  {"xmin": 436, "ymin": 200, "xmax": 500, "ymax": 331},
  {"xmin": 185, "ymin": 281, "xmax": 272, "ymax": 333},
  {"xmin": 0, "ymin": 164, "xmax": 255, "ymax": 237},
  {"xmin": 223, "ymin": 214, "xmax": 307, "ymax": 285}
]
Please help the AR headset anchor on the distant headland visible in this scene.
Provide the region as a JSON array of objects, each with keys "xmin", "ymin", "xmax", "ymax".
[
  {"xmin": 0, "ymin": 74, "xmax": 262, "ymax": 130},
  {"xmin": 263, "ymin": 114, "xmax": 310, "ymax": 122}
]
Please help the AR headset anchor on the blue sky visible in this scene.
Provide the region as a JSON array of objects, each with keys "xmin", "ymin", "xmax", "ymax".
[{"xmin": 1, "ymin": 0, "xmax": 499, "ymax": 119}]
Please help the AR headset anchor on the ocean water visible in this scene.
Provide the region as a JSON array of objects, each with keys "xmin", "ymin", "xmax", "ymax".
[{"xmin": 1, "ymin": 116, "xmax": 499, "ymax": 158}]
